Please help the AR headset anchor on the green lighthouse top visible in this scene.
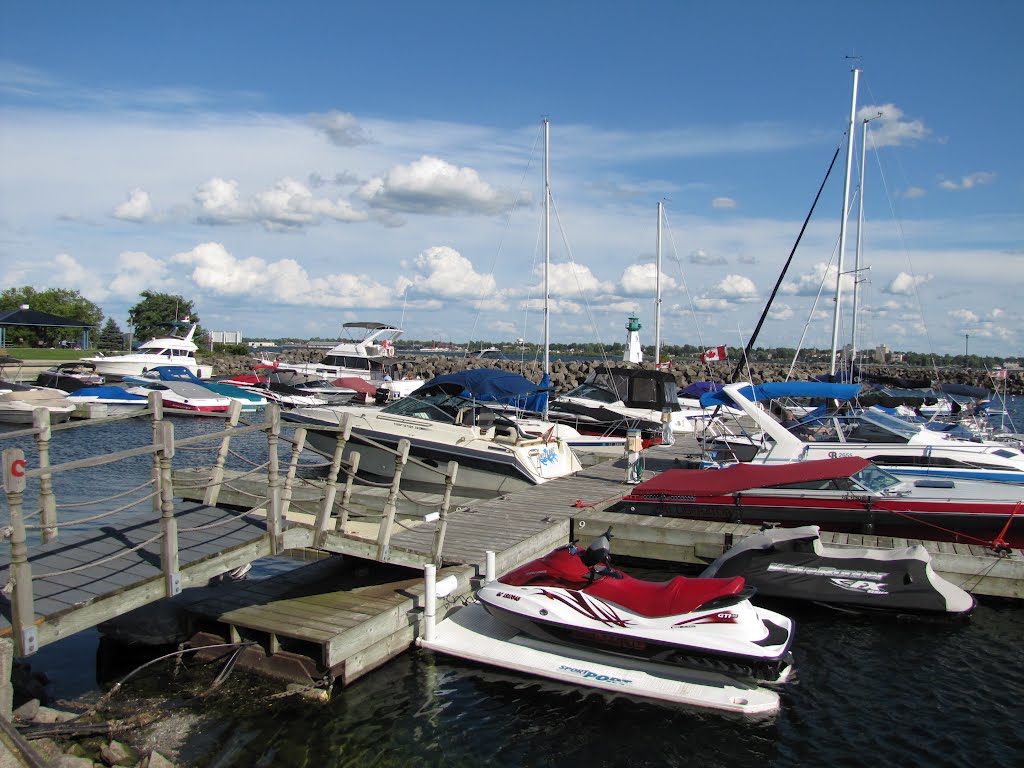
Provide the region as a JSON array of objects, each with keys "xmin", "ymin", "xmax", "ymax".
[{"xmin": 625, "ymin": 315, "xmax": 642, "ymax": 332}]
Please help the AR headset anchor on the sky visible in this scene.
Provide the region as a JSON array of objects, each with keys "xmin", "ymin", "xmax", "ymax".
[{"xmin": 1, "ymin": 2, "xmax": 1021, "ymax": 357}]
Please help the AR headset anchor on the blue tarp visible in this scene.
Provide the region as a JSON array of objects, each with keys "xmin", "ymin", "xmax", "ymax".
[
  {"xmin": 699, "ymin": 381, "xmax": 861, "ymax": 408},
  {"xmin": 425, "ymin": 368, "xmax": 551, "ymax": 411},
  {"xmin": 678, "ymin": 381, "xmax": 722, "ymax": 398}
]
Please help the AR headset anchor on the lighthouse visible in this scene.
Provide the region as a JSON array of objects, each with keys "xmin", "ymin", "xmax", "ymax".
[{"xmin": 623, "ymin": 315, "xmax": 643, "ymax": 364}]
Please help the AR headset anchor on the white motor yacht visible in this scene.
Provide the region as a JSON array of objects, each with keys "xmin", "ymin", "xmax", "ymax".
[
  {"xmin": 267, "ymin": 321, "xmax": 423, "ymax": 398},
  {"xmin": 82, "ymin": 322, "xmax": 213, "ymax": 380}
]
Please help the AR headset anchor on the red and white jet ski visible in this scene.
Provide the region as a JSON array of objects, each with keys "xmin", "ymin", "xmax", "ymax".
[{"xmin": 476, "ymin": 528, "xmax": 795, "ymax": 683}]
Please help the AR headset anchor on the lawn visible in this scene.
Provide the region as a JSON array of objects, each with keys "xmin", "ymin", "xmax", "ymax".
[{"xmin": 1, "ymin": 348, "xmax": 97, "ymax": 361}]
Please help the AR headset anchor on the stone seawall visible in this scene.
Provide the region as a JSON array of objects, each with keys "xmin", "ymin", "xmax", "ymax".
[{"xmin": 208, "ymin": 352, "xmax": 1024, "ymax": 396}]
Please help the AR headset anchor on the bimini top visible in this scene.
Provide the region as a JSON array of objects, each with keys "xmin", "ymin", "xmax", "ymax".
[
  {"xmin": 425, "ymin": 368, "xmax": 548, "ymax": 401},
  {"xmin": 625, "ymin": 456, "xmax": 872, "ymax": 498},
  {"xmin": 699, "ymin": 381, "xmax": 861, "ymax": 409},
  {"xmin": 342, "ymin": 321, "xmax": 401, "ymax": 331}
]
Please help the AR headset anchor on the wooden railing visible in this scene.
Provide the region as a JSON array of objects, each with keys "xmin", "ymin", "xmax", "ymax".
[{"xmin": 1, "ymin": 394, "xmax": 460, "ymax": 656}]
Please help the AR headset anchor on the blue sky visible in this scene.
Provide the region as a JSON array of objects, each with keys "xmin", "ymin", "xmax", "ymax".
[{"xmin": 1, "ymin": 1, "xmax": 1021, "ymax": 356}]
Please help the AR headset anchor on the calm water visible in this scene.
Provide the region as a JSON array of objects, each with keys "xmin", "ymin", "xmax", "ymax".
[{"xmin": 2, "ymin": 396, "xmax": 1023, "ymax": 767}]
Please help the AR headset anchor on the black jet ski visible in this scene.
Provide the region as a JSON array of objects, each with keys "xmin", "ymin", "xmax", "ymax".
[{"xmin": 700, "ymin": 525, "xmax": 975, "ymax": 616}]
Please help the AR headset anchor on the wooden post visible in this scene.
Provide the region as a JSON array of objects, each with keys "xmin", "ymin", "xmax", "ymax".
[
  {"xmin": 205, "ymin": 399, "xmax": 241, "ymax": 506},
  {"xmin": 3, "ymin": 448, "xmax": 37, "ymax": 656},
  {"xmin": 148, "ymin": 391, "xmax": 164, "ymax": 518},
  {"xmin": 0, "ymin": 638, "xmax": 12, "ymax": 719},
  {"xmin": 337, "ymin": 452, "xmax": 360, "ymax": 533},
  {"xmin": 375, "ymin": 439, "xmax": 410, "ymax": 562},
  {"xmin": 315, "ymin": 415, "xmax": 351, "ymax": 545},
  {"xmin": 280, "ymin": 426, "xmax": 307, "ymax": 523},
  {"xmin": 429, "ymin": 461, "xmax": 458, "ymax": 566},
  {"xmin": 157, "ymin": 420, "xmax": 181, "ymax": 597},
  {"xmin": 266, "ymin": 404, "xmax": 282, "ymax": 555},
  {"xmin": 33, "ymin": 408, "xmax": 57, "ymax": 543}
]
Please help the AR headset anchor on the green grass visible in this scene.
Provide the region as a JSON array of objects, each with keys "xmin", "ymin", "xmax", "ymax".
[{"xmin": 2, "ymin": 348, "xmax": 100, "ymax": 361}]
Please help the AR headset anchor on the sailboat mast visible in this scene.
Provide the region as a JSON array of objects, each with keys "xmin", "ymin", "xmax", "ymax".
[
  {"xmin": 655, "ymin": 201, "xmax": 663, "ymax": 368},
  {"xmin": 830, "ymin": 67, "xmax": 860, "ymax": 378},
  {"xmin": 851, "ymin": 114, "xmax": 871, "ymax": 382},
  {"xmin": 543, "ymin": 118, "xmax": 551, "ymax": 379}
]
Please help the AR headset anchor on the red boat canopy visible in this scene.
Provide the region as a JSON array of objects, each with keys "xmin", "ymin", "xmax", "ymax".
[{"xmin": 628, "ymin": 457, "xmax": 873, "ymax": 497}]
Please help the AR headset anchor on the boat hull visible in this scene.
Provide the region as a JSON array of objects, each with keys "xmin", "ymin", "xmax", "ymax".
[
  {"xmin": 304, "ymin": 428, "xmax": 542, "ymax": 496},
  {"xmin": 476, "ymin": 587, "xmax": 794, "ymax": 683},
  {"xmin": 612, "ymin": 495, "xmax": 1024, "ymax": 549}
]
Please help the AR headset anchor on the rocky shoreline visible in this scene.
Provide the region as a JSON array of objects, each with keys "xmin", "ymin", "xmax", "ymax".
[{"xmin": 206, "ymin": 352, "xmax": 1024, "ymax": 397}]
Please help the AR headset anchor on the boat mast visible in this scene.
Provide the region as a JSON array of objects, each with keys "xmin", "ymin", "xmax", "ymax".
[
  {"xmin": 851, "ymin": 111, "xmax": 879, "ymax": 382},
  {"xmin": 543, "ymin": 118, "xmax": 551, "ymax": 383},
  {"xmin": 830, "ymin": 67, "xmax": 860, "ymax": 378},
  {"xmin": 655, "ymin": 201, "xmax": 663, "ymax": 368}
]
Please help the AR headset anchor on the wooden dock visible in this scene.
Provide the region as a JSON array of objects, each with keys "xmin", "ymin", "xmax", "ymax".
[{"xmin": 3, "ymin": 403, "xmax": 1023, "ymax": 707}]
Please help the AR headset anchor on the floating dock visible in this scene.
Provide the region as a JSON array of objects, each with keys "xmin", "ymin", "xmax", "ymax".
[{"xmin": 419, "ymin": 603, "xmax": 780, "ymax": 715}]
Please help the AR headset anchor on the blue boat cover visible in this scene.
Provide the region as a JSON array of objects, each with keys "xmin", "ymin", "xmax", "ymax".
[
  {"xmin": 678, "ymin": 381, "xmax": 722, "ymax": 398},
  {"xmin": 425, "ymin": 368, "xmax": 551, "ymax": 411},
  {"xmin": 699, "ymin": 381, "xmax": 861, "ymax": 408}
]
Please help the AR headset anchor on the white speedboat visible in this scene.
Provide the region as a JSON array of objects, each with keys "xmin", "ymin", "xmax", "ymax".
[
  {"xmin": 0, "ymin": 386, "xmax": 76, "ymax": 424},
  {"xmin": 282, "ymin": 378, "xmax": 583, "ymax": 496},
  {"xmin": 82, "ymin": 322, "xmax": 213, "ymax": 380},
  {"xmin": 267, "ymin": 321, "xmax": 423, "ymax": 398},
  {"xmin": 700, "ymin": 381, "xmax": 1024, "ymax": 486}
]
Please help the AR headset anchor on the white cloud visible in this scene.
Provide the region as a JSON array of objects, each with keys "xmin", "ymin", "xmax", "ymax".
[
  {"xmin": 949, "ymin": 308, "xmax": 979, "ymax": 324},
  {"xmin": 688, "ymin": 249, "xmax": 727, "ymax": 266},
  {"xmin": 711, "ymin": 196, "xmax": 737, "ymax": 209},
  {"xmin": 781, "ymin": 263, "xmax": 854, "ymax": 297},
  {"xmin": 171, "ymin": 242, "xmax": 395, "ymax": 308},
  {"xmin": 901, "ymin": 186, "xmax": 927, "ymax": 200},
  {"xmin": 309, "ymin": 110, "xmax": 371, "ymax": 147},
  {"xmin": 172, "ymin": 242, "xmax": 270, "ymax": 294},
  {"xmin": 54, "ymin": 253, "xmax": 110, "ymax": 300},
  {"xmin": 194, "ymin": 177, "xmax": 367, "ymax": 229},
  {"xmin": 883, "ymin": 271, "xmax": 933, "ymax": 295},
  {"xmin": 398, "ymin": 246, "xmax": 498, "ymax": 299},
  {"xmin": 620, "ymin": 263, "xmax": 678, "ymax": 296},
  {"xmin": 717, "ymin": 274, "xmax": 758, "ymax": 300},
  {"xmin": 528, "ymin": 262, "xmax": 616, "ymax": 298},
  {"xmin": 356, "ymin": 155, "xmax": 510, "ymax": 215},
  {"xmin": 768, "ymin": 303, "xmax": 794, "ymax": 321},
  {"xmin": 113, "ymin": 188, "xmax": 154, "ymax": 221},
  {"xmin": 858, "ymin": 104, "xmax": 929, "ymax": 148},
  {"xmin": 109, "ymin": 251, "xmax": 169, "ymax": 298},
  {"xmin": 939, "ymin": 172, "xmax": 996, "ymax": 191}
]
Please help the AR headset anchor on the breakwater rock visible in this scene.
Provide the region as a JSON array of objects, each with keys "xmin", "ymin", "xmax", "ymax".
[{"xmin": 206, "ymin": 352, "xmax": 1024, "ymax": 396}]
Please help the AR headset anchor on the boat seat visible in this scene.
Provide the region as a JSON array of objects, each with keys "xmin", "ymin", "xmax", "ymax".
[{"xmin": 590, "ymin": 574, "xmax": 748, "ymax": 618}]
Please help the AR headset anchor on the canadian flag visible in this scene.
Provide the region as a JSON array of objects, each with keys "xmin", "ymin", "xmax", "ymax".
[
  {"xmin": 181, "ymin": 315, "xmax": 190, "ymax": 322},
  {"xmin": 702, "ymin": 345, "xmax": 727, "ymax": 363},
  {"xmin": 989, "ymin": 369, "xmax": 1007, "ymax": 379}
]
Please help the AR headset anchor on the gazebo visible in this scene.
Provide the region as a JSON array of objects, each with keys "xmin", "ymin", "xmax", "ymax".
[{"xmin": 0, "ymin": 306, "xmax": 95, "ymax": 350}]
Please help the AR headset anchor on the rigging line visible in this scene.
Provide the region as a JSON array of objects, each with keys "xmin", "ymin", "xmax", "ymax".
[
  {"xmin": 786, "ymin": 210, "xmax": 844, "ymax": 380},
  {"xmin": 870, "ymin": 139, "xmax": 941, "ymax": 374},
  {"xmin": 548, "ymin": 192, "xmax": 615, "ymax": 369},
  {"xmin": 730, "ymin": 141, "xmax": 844, "ymax": 384},
  {"xmin": 661, "ymin": 208, "xmax": 712, "ymax": 367},
  {"xmin": 786, "ymin": 182, "xmax": 861, "ymax": 380},
  {"xmin": 467, "ymin": 122, "xmax": 544, "ymax": 345}
]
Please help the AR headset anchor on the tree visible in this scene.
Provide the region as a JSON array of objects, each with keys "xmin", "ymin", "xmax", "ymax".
[
  {"xmin": 0, "ymin": 286, "xmax": 103, "ymax": 347},
  {"xmin": 97, "ymin": 318, "xmax": 126, "ymax": 351},
  {"xmin": 128, "ymin": 291, "xmax": 207, "ymax": 347}
]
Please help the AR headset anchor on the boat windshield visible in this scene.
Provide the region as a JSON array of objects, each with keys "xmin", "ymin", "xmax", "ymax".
[
  {"xmin": 381, "ymin": 389, "xmax": 470, "ymax": 424},
  {"xmin": 850, "ymin": 463, "xmax": 905, "ymax": 493},
  {"xmin": 560, "ymin": 383, "xmax": 620, "ymax": 404}
]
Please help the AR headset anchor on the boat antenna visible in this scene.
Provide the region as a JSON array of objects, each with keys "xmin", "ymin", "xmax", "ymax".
[{"xmin": 728, "ymin": 141, "xmax": 843, "ymax": 383}]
